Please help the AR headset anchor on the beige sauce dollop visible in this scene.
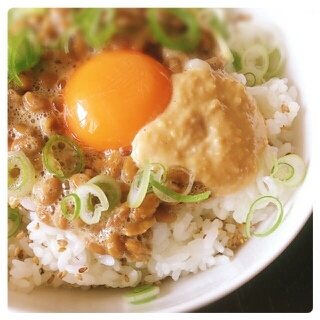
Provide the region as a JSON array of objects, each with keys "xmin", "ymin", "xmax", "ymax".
[{"xmin": 132, "ymin": 65, "xmax": 268, "ymax": 197}]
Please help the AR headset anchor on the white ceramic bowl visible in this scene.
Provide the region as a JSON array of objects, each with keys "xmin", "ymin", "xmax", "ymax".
[{"xmin": 7, "ymin": 7, "xmax": 315, "ymax": 313}]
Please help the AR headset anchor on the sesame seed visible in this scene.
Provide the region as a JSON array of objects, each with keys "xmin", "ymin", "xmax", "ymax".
[
  {"xmin": 78, "ymin": 267, "xmax": 88, "ymax": 273},
  {"xmin": 32, "ymin": 256, "xmax": 40, "ymax": 265},
  {"xmin": 16, "ymin": 230, "xmax": 24, "ymax": 239},
  {"xmin": 57, "ymin": 239, "xmax": 68, "ymax": 246},
  {"xmin": 47, "ymin": 275, "xmax": 55, "ymax": 284},
  {"xmin": 14, "ymin": 247, "xmax": 20, "ymax": 257},
  {"xmin": 57, "ymin": 270, "xmax": 67, "ymax": 279}
]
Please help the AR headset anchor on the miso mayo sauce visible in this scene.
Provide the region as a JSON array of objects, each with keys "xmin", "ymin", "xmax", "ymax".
[{"xmin": 132, "ymin": 66, "xmax": 268, "ymax": 197}]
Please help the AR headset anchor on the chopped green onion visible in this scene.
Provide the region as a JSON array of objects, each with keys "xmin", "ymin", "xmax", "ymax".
[
  {"xmin": 8, "ymin": 8, "xmax": 46, "ymax": 25},
  {"xmin": 8, "ymin": 205, "xmax": 21, "ymax": 238},
  {"xmin": 124, "ymin": 284, "xmax": 160, "ymax": 305},
  {"xmin": 150, "ymin": 163, "xmax": 167, "ymax": 184},
  {"xmin": 146, "ymin": 163, "xmax": 167, "ymax": 194},
  {"xmin": 147, "ymin": 8, "xmax": 201, "ymax": 52},
  {"xmin": 150, "ymin": 176, "xmax": 211, "ymax": 203},
  {"xmin": 264, "ymin": 46, "xmax": 285, "ymax": 80},
  {"xmin": 88, "ymin": 174, "xmax": 121, "ymax": 211},
  {"xmin": 61, "ymin": 193, "xmax": 81, "ymax": 221},
  {"xmin": 8, "ymin": 27, "xmax": 42, "ymax": 86},
  {"xmin": 127, "ymin": 160, "xmax": 151, "ymax": 208},
  {"xmin": 42, "ymin": 135, "xmax": 84, "ymax": 179},
  {"xmin": 209, "ymin": 12, "xmax": 229, "ymax": 39},
  {"xmin": 152, "ymin": 166, "xmax": 195, "ymax": 203},
  {"xmin": 172, "ymin": 167, "xmax": 195, "ymax": 196},
  {"xmin": 151, "ymin": 183, "xmax": 178, "ymax": 203},
  {"xmin": 244, "ymin": 72, "xmax": 256, "ymax": 87},
  {"xmin": 75, "ymin": 183, "xmax": 109, "ymax": 225},
  {"xmin": 194, "ymin": 9, "xmax": 232, "ymax": 61},
  {"xmin": 208, "ymin": 14, "xmax": 232, "ymax": 62},
  {"xmin": 231, "ymin": 50, "xmax": 242, "ymax": 72},
  {"xmin": 128, "ymin": 161, "xmax": 211, "ymax": 205},
  {"xmin": 8, "ymin": 151, "xmax": 36, "ymax": 198},
  {"xmin": 245, "ymin": 196, "xmax": 283, "ymax": 239},
  {"xmin": 73, "ymin": 8, "xmax": 116, "ymax": 49},
  {"xmin": 217, "ymin": 34, "xmax": 233, "ymax": 61},
  {"xmin": 272, "ymin": 163, "xmax": 294, "ymax": 181},
  {"xmin": 241, "ymin": 43, "xmax": 269, "ymax": 84},
  {"xmin": 57, "ymin": 26, "xmax": 78, "ymax": 54},
  {"xmin": 271, "ymin": 154, "xmax": 306, "ymax": 187}
]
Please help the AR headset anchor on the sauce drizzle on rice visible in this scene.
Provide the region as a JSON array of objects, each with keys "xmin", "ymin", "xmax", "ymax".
[{"xmin": 7, "ymin": 8, "xmax": 303, "ymax": 293}]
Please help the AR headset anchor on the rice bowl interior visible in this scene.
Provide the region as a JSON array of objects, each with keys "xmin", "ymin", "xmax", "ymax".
[{"xmin": 7, "ymin": 7, "xmax": 314, "ymax": 312}]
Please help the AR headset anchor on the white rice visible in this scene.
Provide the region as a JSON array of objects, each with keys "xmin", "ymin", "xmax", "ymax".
[{"xmin": 8, "ymin": 76, "xmax": 301, "ymax": 293}]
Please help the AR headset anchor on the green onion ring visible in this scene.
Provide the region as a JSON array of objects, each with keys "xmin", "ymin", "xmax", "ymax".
[
  {"xmin": 245, "ymin": 196, "xmax": 284, "ymax": 239},
  {"xmin": 241, "ymin": 43, "xmax": 269, "ymax": 84},
  {"xmin": 231, "ymin": 50, "xmax": 242, "ymax": 72},
  {"xmin": 61, "ymin": 193, "xmax": 81, "ymax": 221},
  {"xmin": 150, "ymin": 176, "xmax": 211, "ymax": 203},
  {"xmin": 88, "ymin": 174, "xmax": 121, "ymax": 211},
  {"xmin": 124, "ymin": 284, "xmax": 160, "ymax": 305},
  {"xmin": 271, "ymin": 154, "xmax": 306, "ymax": 187},
  {"xmin": 127, "ymin": 160, "xmax": 151, "ymax": 208},
  {"xmin": 271, "ymin": 162, "xmax": 294, "ymax": 181},
  {"xmin": 74, "ymin": 8, "xmax": 116, "ymax": 49},
  {"xmin": 244, "ymin": 72, "xmax": 256, "ymax": 87},
  {"xmin": 265, "ymin": 46, "xmax": 285, "ymax": 80},
  {"xmin": 42, "ymin": 134, "xmax": 84, "ymax": 179},
  {"xmin": 8, "ymin": 205, "xmax": 21, "ymax": 238},
  {"xmin": 75, "ymin": 183, "xmax": 109, "ymax": 225},
  {"xmin": 146, "ymin": 163, "xmax": 167, "ymax": 194},
  {"xmin": 147, "ymin": 8, "xmax": 201, "ymax": 52},
  {"xmin": 8, "ymin": 151, "xmax": 36, "ymax": 198},
  {"xmin": 151, "ymin": 166, "xmax": 195, "ymax": 203},
  {"xmin": 150, "ymin": 163, "xmax": 167, "ymax": 184}
]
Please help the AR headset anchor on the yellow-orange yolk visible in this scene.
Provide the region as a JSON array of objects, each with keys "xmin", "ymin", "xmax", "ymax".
[{"xmin": 63, "ymin": 50, "xmax": 172, "ymax": 151}]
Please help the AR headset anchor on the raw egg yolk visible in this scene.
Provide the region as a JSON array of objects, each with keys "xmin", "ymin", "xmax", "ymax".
[{"xmin": 63, "ymin": 50, "xmax": 172, "ymax": 151}]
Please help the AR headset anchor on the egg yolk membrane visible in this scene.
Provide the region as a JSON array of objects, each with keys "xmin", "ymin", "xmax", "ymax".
[{"xmin": 63, "ymin": 50, "xmax": 172, "ymax": 151}]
